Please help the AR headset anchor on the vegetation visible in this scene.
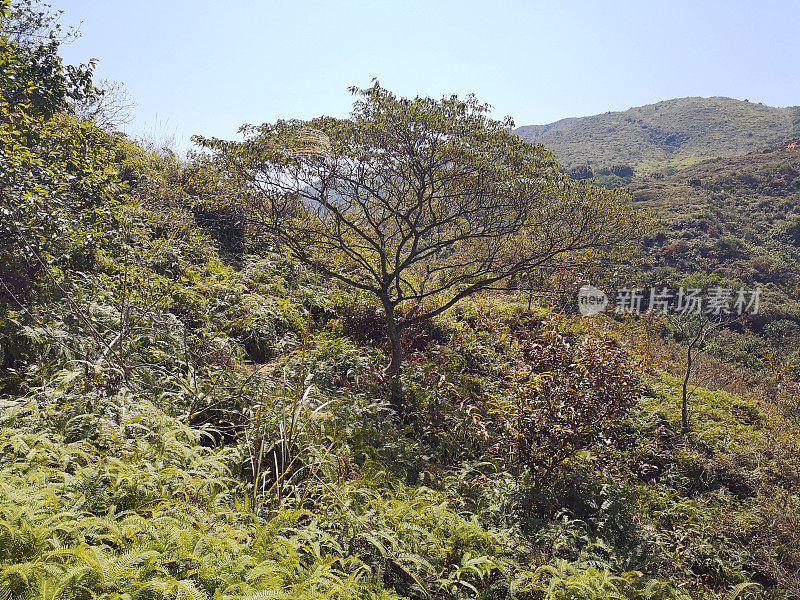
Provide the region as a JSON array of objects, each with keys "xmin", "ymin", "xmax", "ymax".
[
  {"xmin": 515, "ymin": 97, "xmax": 799, "ymax": 174},
  {"xmin": 622, "ymin": 141, "xmax": 800, "ymax": 394},
  {"xmin": 1, "ymin": 2, "xmax": 800, "ymax": 599},
  {"xmin": 195, "ymin": 84, "xmax": 646, "ymax": 402}
]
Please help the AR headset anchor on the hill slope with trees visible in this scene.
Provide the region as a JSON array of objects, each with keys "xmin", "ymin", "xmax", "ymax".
[
  {"xmin": 2, "ymin": 2, "xmax": 800, "ymax": 599},
  {"xmin": 515, "ymin": 97, "xmax": 800, "ymax": 173}
]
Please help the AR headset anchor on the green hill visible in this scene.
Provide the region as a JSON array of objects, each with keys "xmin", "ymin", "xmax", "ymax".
[
  {"xmin": 515, "ymin": 97, "xmax": 800, "ymax": 172},
  {"xmin": 625, "ymin": 141, "xmax": 800, "ymax": 363}
]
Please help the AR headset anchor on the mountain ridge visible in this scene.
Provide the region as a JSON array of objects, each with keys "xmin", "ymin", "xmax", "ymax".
[{"xmin": 515, "ymin": 96, "xmax": 800, "ymax": 173}]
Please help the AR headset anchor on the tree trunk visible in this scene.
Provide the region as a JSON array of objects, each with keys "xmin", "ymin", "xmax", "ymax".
[
  {"xmin": 682, "ymin": 344, "xmax": 692, "ymax": 433},
  {"xmin": 385, "ymin": 318, "xmax": 403, "ymax": 379},
  {"xmin": 383, "ymin": 305, "xmax": 412, "ymax": 420},
  {"xmin": 682, "ymin": 331, "xmax": 704, "ymax": 433}
]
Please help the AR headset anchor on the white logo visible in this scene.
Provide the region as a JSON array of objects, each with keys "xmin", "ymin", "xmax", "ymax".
[{"xmin": 578, "ymin": 285, "xmax": 609, "ymax": 316}]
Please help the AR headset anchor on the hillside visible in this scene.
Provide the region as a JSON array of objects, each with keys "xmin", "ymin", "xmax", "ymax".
[
  {"xmin": 630, "ymin": 140, "xmax": 800, "ymax": 293},
  {"xmin": 615, "ymin": 141, "xmax": 800, "ymax": 383},
  {"xmin": 515, "ymin": 97, "xmax": 800, "ymax": 172},
  {"xmin": 4, "ymin": 3, "xmax": 800, "ymax": 599}
]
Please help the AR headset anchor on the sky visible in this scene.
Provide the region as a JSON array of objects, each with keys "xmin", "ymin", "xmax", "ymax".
[{"xmin": 56, "ymin": 0, "xmax": 800, "ymax": 154}]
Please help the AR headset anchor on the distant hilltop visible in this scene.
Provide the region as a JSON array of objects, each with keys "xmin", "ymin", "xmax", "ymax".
[{"xmin": 514, "ymin": 97, "xmax": 800, "ymax": 173}]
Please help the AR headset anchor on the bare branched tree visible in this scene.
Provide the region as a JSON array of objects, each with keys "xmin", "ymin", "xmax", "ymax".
[{"xmin": 72, "ymin": 78, "xmax": 134, "ymax": 130}]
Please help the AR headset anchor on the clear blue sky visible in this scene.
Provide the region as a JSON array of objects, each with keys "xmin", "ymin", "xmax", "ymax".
[{"xmin": 57, "ymin": 0, "xmax": 800, "ymax": 153}]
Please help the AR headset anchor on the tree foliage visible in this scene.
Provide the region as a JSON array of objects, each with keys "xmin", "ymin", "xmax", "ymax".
[{"xmin": 0, "ymin": 0, "xmax": 121, "ymax": 300}]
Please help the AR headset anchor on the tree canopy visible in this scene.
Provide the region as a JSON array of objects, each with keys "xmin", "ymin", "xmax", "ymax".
[{"xmin": 0, "ymin": 0, "xmax": 122, "ymax": 300}]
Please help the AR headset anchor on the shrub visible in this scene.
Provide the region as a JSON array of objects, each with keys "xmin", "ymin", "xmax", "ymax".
[
  {"xmin": 781, "ymin": 217, "xmax": 800, "ymax": 246},
  {"xmin": 480, "ymin": 321, "xmax": 644, "ymax": 482},
  {"xmin": 662, "ymin": 240, "xmax": 692, "ymax": 257},
  {"xmin": 713, "ymin": 236, "xmax": 748, "ymax": 259}
]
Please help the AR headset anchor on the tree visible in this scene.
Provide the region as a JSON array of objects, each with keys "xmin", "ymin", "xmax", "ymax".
[
  {"xmin": 196, "ymin": 84, "xmax": 648, "ymax": 401},
  {"xmin": 0, "ymin": 0, "xmax": 78, "ymax": 47},
  {"xmin": 72, "ymin": 78, "xmax": 134, "ymax": 130},
  {"xmin": 0, "ymin": 0, "xmax": 96, "ymax": 119},
  {"xmin": 668, "ymin": 311, "xmax": 732, "ymax": 432},
  {"xmin": 0, "ymin": 0, "xmax": 122, "ymax": 298}
]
